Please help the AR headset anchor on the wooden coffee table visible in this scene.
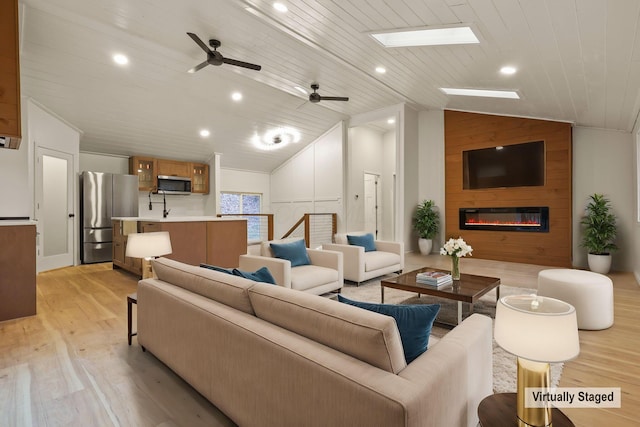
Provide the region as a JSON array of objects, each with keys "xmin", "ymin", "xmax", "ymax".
[{"xmin": 381, "ymin": 267, "xmax": 501, "ymax": 326}]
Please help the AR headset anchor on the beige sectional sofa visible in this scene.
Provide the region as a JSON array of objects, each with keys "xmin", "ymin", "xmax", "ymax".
[{"xmin": 137, "ymin": 257, "xmax": 493, "ymax": 427}]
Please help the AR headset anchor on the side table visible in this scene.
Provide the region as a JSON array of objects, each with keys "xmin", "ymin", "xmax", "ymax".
[
  {"xmin": 478, "ymin": 393, "xmax": 574, "ymax": 427},
  {"xmin": 127, "ymin": 292, "xmax": 137, "ymax": 345}
]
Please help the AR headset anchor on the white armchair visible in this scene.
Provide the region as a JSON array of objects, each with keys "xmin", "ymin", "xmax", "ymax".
[
  {"xmin": 238, "ymin": 238, "xmax": 343, "ymax": 296},
  {"xmin": 322, "ymin": 232, "xmax": 404, "ymax": 286}
]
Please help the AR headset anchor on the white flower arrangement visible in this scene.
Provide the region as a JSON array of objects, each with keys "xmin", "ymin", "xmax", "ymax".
[{"xmin": 440, "ymin": 237, "xmax": 473, "ymax": 258}]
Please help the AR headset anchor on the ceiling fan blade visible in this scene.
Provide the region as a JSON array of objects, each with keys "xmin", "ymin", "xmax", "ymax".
[
  {"xmin": 187, "ymin": 32, "xmax": 212, "ymax": 54},
  {"xmin": 188, "ymin": 60, "xmax": 210, "ymax": 73},
  {"xmin": 319, "ymin": 96, "xmax": 349, "ymax": 102},
  {"xmin": 222, "ymin": 57, "xmax": 262, "ymax": 71}
]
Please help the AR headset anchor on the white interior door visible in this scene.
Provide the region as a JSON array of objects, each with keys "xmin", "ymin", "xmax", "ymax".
[{"xmin": 35, "ymin": 147, "xmax": 75, "ymax": 272}]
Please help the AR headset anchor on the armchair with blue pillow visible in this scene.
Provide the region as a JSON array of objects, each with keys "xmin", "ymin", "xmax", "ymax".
[
  {"xmin": 238, "ymin": 238, "xmax": 343, "ymax": 295},
  {"xmin": 322, "ymin": 231, "xmax": 404, "ymax": 286}
]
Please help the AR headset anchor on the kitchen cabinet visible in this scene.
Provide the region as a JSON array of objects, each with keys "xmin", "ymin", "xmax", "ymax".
[
  {"xmin": 129, "ymin": 157, "xmax": 157, "ymax": 192},
  {"xmin": 0, "ymin": 223, "xmax": 36, "ymax": 321},
  {"xmin": 112, "ymin": 220, "xmax": 142, "ymax": 275},
  {"xmin": 130, "ymin": 156, "xmax": 210, "ymax": 194},
  {"xmin": 190, "ymin": 163, "xmax": 209, "ymax": 194},
  {"xmin": 0, "ymin": 0, "xmax": 21, "ymax": 149},
  {"xmin": 157, "ymin": 159, "xmax": 190, "ymax": 177},
  {"xmin": 206, "ymin": 220, "xmax": 247, "ymax": 267}
]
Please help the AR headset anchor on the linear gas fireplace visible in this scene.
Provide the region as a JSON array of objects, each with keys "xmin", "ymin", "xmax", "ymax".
[{"xmin": 459, "ymin": 207, "xmax": 549, "ymax": 232}]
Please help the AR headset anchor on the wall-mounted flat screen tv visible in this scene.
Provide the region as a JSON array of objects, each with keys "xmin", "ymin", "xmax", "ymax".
[{"xmin": 463, "ymin": 140, "xmax": 545, "ymax": 189}]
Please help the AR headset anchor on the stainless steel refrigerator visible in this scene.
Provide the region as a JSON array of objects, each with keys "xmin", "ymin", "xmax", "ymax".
[{"xmin": 80, "ymin": 171, "xmax": 139, "ymax": 263}]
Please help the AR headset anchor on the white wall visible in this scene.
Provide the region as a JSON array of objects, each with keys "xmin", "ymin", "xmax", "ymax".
[
  {"xmin": 417, "ymin": 110, "xmax": 446, "ymax": 251},
  {"xmin": 346, "ymin": 126, "xmax": 384, "ymax": 232},
  {"xmin": 80, "ymin": 152, "xmax": 128, "ymax": 174},
  {"xmin": 271, "ymin": 122, "xmax": 344, "ymax": 238},
  {"xmin": 402, "ymin": 105, "xmax": 420, "ymax": 252},
  {"xmin": 573, "ymin": 126, "xmax": 634, "ymax": 272},
  {"xmin": 0, "ymin": 135, "xmax": 30, "ymax": 217},
  {"xmin": 382, "ymin": 129, "xmax": 396, "ymax": 241},
  {"xmin": 220, "ymin": 168, "xmax": 271, "ymax": 212}
]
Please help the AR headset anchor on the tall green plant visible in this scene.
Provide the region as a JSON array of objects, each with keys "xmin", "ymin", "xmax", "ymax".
[
  {"xmin": 580, "ymin": 193, "xmax": 618, "ymax": 255},
  {"xmin": 413, "ymin": 200, "xmax": 440, "ymax": 239}
]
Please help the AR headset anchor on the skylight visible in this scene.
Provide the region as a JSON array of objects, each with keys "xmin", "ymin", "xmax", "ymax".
[
  {"xmin": 440, "ymin": 88, "xmax": 520, "ymax": 99},
  {"xmin": 370, "ymin": 26, "xmax": 479, "ymax": 48}
]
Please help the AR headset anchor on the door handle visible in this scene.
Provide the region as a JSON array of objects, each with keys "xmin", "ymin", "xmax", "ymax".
[{"xmin": 68, "ymin": 214, "xmax": 75, "ymax": 218}]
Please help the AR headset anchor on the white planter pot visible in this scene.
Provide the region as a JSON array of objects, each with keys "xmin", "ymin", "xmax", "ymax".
[
  {"xmin": 587, "ymin": 253, "xmax": 612, "ymax": 274},
  {"xmin": 418, "ymin": 238, "xmax": 433, "ymax": 255}
]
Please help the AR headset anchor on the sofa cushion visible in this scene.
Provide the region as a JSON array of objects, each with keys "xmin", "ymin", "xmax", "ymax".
[
  {"xmin": 337, "ymin": 295, "xmax": 440, "ymax": 364},
  {"xmin": 248, "ymin": 284, "xmax": 407, "ymax": 374},
  {"xmin": 334, "ymin": 231, "xmax": 367, "ymax": 245},
  {"xmin": 260, "ymin": 237, "xmax": 303, "ymax": 257},
  {"xmin": 290, "ymin": 265, "xmax": 339, "ymax": 291},
  {"xmin": 364, "ymin": 251, "xmax": 402, "ymax": 272},
  {"xmin": 153, "ymin": 257, "xmax": 255, "ymax": 315},
  {"xmin": 270, "ymin": 239, "xmax": 311, "ymax": 267},
  {"xmin": 347, "ymin": 233, "xmax": 377, "ymax": 252}
]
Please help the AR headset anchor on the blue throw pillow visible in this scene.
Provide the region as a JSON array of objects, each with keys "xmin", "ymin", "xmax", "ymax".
[
  {"xmin": 200, "ymin": 264, "xmax": 276, "ymax": 285},
  {"xmin": 231, "ymin": 267, "xmax": 276, "ymax": 284},
  {"xmin": 347, "ymin": 233, "xmax": 377, "ymax": 252},
  {"xmin": 270, "ymin": 239, "xmax": 311, "ymax": 267},
  {"xmin": 337, "ymin": 295, "xmax": 440, "ymax": 364}
]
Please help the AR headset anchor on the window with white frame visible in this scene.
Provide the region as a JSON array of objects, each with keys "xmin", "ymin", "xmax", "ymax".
[{"xmin": 220, "ymin": 192, "xmax": 262, "ymax": 240}]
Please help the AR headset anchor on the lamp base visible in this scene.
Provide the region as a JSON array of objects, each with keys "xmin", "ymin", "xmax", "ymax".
[
  {"xmin": 141, "ymin": 257, "xmax": 154, "ymax": 279},
  {"xmin": 517, "ymin": 357, "xmax": 552, "ymax": 427}
]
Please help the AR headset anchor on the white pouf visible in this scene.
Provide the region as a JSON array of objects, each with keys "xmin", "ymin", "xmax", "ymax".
[{"xmin": 537, "ymin": 269, "xmax": 614, "ymax": 330}]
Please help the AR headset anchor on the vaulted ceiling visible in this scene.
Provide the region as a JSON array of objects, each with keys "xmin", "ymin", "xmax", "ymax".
[{"xmin": 19, "ymin": 0, "xmax": 640, "ymax": 172}]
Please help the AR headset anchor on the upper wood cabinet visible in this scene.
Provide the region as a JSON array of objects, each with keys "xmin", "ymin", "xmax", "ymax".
[
  {"xmin": 129, "ymin": 156, "xmax": 209, "ymax": 194},
  {"xmin": 0, "ymin": 0, "xmax": 21, "ymax": 149},
  {"xmin": 157, "ymin": 159, "xmax": 190, "ymax": 177},
  {"xmin": 129, "ymin": 156, "xmax": 157, "ymax": 192},
  {"xmin": 190, "ymin": 163, "xmax": 209, "ymax": 194}
]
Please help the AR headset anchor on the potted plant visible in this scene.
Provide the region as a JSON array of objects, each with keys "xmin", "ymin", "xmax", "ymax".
[
  {"xmin": 413, "ymin": 200, "xmax": 440, "ymax": 255},
  {"xmin": 580, "ymin": 193, "xmax": 618, "ymax": 274}
]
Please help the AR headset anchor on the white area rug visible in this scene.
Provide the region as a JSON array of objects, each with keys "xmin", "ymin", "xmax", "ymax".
[{"xmin": 339, "ymin": 279, "xmax": 563, "ymax": 393}]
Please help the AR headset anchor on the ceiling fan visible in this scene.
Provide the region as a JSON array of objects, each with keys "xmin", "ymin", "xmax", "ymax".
[
  {"xmin": 186, "ymin": 32, "xmax": 261, "ymax": 73},
  {"xmin": 308, "ymin": 83, "xmax": 349, "ymax": 103}
]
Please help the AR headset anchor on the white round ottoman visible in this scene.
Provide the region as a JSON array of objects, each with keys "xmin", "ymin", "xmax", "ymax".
[{"xmin": 537, "ymin": 269, "xmax": 614, "ymax": 330}]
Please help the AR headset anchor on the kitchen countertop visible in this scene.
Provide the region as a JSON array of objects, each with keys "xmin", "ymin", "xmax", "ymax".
[
  {"xmin": 0, "ymin": 220, "xmax": 37, "ymax": 226},
  {"xmin": 111, "ymin": 216, "xmax": 246, "ymax": 222}
]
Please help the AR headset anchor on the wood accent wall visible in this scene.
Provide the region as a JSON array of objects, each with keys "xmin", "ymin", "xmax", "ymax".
[{"xmin": 444, "ymin": 111, "xmax": 572, "ymax": 267}]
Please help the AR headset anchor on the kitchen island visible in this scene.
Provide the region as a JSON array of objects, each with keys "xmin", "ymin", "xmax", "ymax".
[{"xmin": 112, "ymin": 217, "xmax": 247, "ymax": 278}]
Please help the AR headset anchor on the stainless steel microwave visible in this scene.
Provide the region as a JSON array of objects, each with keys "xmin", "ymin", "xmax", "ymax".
[{"xmin": 157, "ymin": 175, "xmax": 191, "ymax": 194}]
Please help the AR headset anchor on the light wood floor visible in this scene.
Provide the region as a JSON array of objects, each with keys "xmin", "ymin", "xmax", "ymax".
[{"xmin": 1, "ymin": 255, "xmax": 638, "ymax": 426}]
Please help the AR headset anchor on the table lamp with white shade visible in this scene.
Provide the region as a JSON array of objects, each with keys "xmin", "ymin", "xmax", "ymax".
[
  {"xmin": 494, "ymin": 294, "xmax": 580, "ymax": 427},
  {"xmin": 125, "ymin": 231, "xmax": 172, "ymax": 279}
]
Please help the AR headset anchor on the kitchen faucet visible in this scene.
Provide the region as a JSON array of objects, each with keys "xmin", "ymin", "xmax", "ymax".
[{"xmin": 148, "ymin": 188, "xmax": 170, "ymax": 218}]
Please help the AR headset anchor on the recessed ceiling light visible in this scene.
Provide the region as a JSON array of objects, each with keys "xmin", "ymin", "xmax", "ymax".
[
  {"xmin": 294, "ymin": 86, "xmax": 308, "ymax": 94},
  {"xmin": 370, "ymin": 25, "xmax": 479, "ymax": 48},
  {"xmin": 375, "ymin": 66, "xmax": 387, "ymax": 74},
  {"xmin": 273, "ymin": 2, "xmax": 288, "ymax": 13},
  {"xmin": 439, "ymin": 87, "xmax": 520, "ymax": 99},
  {"xmin": 113, "ymin": 54, "xmax": 129, "ymax": 65},
  {"xmin": 500, "ymin": 66, "xmax": 517, "ymax": 75},
  {"xmin": 231, "ymin": 92, "xmax": 243, "ymax": 101},
  {"xmin": 200, "ymin": 129, "xmax": 210, "ymax": 138},
  {"xmin": 387, "ymin": 118, "xmax": 395, "ymax": 124}
]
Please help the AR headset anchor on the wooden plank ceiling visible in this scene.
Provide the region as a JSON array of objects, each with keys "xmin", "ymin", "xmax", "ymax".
[{"xmin": 17, "ymin": 0, "xmax": 640, "ymax": 172}]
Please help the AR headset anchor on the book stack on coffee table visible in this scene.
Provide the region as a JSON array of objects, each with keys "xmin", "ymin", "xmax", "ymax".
[{"xmin": 415, "ymin": 271, "xmax": 453, "ymax": 287}]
